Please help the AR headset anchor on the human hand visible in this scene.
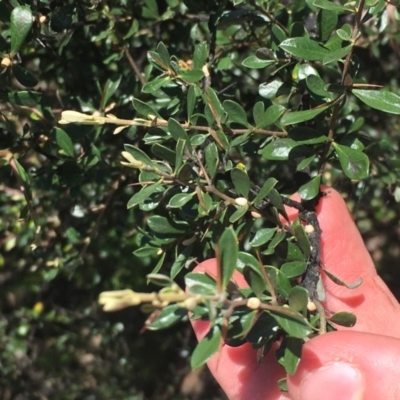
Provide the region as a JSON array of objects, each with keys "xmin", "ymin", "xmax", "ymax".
[{"xmin": 191, "ymin": 187, "xmax": 400, "ymax": 400}]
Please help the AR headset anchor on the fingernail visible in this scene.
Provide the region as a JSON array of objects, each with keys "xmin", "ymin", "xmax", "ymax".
[{"xmin": 299, "ymin": 362, "xmax": 364, "ymax": 400}]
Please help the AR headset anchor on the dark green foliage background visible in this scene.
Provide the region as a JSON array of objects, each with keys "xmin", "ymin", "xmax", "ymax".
[{"xmin": 1, "ymin": 0, "xmax": 400, "ymax": 398}]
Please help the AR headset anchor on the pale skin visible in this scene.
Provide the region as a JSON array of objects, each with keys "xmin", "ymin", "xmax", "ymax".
[{"xmin": 191, "ymin": 187, "xmax": 400, "ymax": 400}]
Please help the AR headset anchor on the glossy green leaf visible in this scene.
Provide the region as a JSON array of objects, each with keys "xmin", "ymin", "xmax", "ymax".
[
  {"xmin": 174, "ymin": 138, "xmax": 185, "ymax": 173},
  {"xmin": 323, "ymin": 44, "xmax": 353, "ymax": 64},
  {"xmin": 250, "ymin": 228, "xmax": 276, "ymax": 247},
  {"xmin": 12, "ymin": 65, "xmax": 38, "ymax": 87},
  {"xmin": 259, "ymin": 81, "xmax": 292, "ymax": 99},
  {"xmin": 185, "ymin": 272, "xmax": 217, "ymax": 296},
  {"xmin": 229, "ymin": 204, "xmax": 249, "ymax": 223},
  {"xmin": 151, "ymin": 143, "xmax": 175, "ymax": 165},
  {"xmin": 148, "ymin": 215, "xmax": 189, "ymax": 234},
  {"xmin": 352, "ymin": 89, "xmax": 400, "ymax": 114},
  {"xmin": 333, "ymin": 143, "xmax": 369, "ymax": 180},
  {"xmin": 168, "ymin": 193, "xmax": 195, "ymax": 208},
  {"xmin": 255, "ymin": 104, "xmax": 286, "ymax": 128},
  {"xmin": 223, "ymin": 100, "xmax": 249, "ymax": 126},
  {"xmin": 231, "ymin": 167, "xmax": 250, "ymax": 197},
  {"xmin": 294, "ymin": 225, "xmax": 311, "ymax": 258},
  {"xmin": 279, "ymin": 37, "xmax": 329, "ymax": 61},
  {"xmin": 281, "ymin": 261, "xmax": 307, "ymax": 279},
  {"xmin": 148, "ymin": 304, "xmax": 187, "ymax": 330},
  {"xmin": 218, "ymin": 227, "xmax": 238, "ymax": 291},
  {"xmin": 10, "ymin": 6, "xmax": 33, "ymax": 56},
  {"xmin": 191, "ymin": 324, "xmax": 221, "ymax": 369},
  {"xmin": 13, "ymin": 157, "xmax": 32, "ymax": 201},
  {"xmin": 261, "ymin": 138, "xmax": 298, "ymax": 161},
  {"xmin": 281, "ymin": 106, "xmax": 329, "ymax": 126},
  {"xmin": 313, "ymin": 0, "xmax": 354, "ymax": 12},
  {"xmin": 204, "ymin": 87, "xmax": 224, "ymax": 124},
  {"xmin": 237, "ymin": 252, "xmax": 262, "ymax": 274},
  {"xmin": 54, "ymin": 128, "xmax": 74, "ymax": 157},
  {"xmin": 156, "ymin": 42, "xmax": 170, "ymax": 68},
  {"xmin": 289, "ymin": 127, "xmax": 328, "ymax": 145},
  {"xmin": 242, "ymin": 55, "xmax": 275, "ymax": 69},
  {"xmin": 102, "ymin": 74, "xmax": 122, "ymax": 107},
  {"xmin": 149, "ymin": 252, "xmax": 166, "ymax": 275},
  {"xmin": 323, "ymin": 268, "xmax": 363, "ymax": 289},
  {"xmin": 328, "ymin": 311, "xmax": 357, "ymax": 327},
  {"xmin": 127, "ymin": 180, "xmax": 163, "ymax": 209},
  {"xmin": 243, "ymin": 265, "xmax": 267, "ymax": 297},
  {"xmin": 298, "ymin": 175, "xmax": 321, "ymax": 200},
  {"xmin": 252, "ymin": 177, "xmax": 278, "ymax": 205},
  {"xmin": 318, "ymin": 9, "xmax": 338, "ymax": 41},
  {"xmin": 170, "ymin": 245, "xmax": 194, "ymax": 279},
  {"xmin": 306, "ymin": 75, "xmax": 332, "ymax": 98},
  {"xmin": 269, "ymin": 188, "xmax": 289, "ymax": 221},
  {"xmin": 269, "ymin": 309, "xmax": 312, "ymax": 338},
  {"xmin": 277, "ymin": 337, "xmax": 303, "ymax": 375},
  {"xmin": 187, "ymin": 85, "xmax": 197, "ymax": 122}
]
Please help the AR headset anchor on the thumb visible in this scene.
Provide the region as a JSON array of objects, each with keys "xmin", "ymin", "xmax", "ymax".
[{"xmin": 287, "ymin": 330, "xmax": 400, "ymax": 400}]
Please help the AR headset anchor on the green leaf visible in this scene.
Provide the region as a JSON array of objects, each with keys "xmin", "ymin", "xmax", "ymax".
[
  {"xmin": 281, "ymin": 261, "xmax": 307, "ymax": 279},
  {"xmin": 249, "ymin": 228, "xmax": 276, "ymax": 247},
  {"xmin": 231, "ymin": 167, "xmax": 250, "ymax": 197},
  {"xmin": 148, "ymin": 304, "xmax": 187, "ymax": 330},
  {"xmin": 323, "ymin": 44, "xmax": 353, "ymax": 65},
  {"xmin": 133, "ymin": 246, "xmax": 161, "ymax": 257},
  {"xmin": 259, "ymin": 81, "xmax": 292, "ymax": 100},
  {"xmin": 288, "ymin": 286, "xmax": 309, "ymax": 313},
  {"xmin": 168, "ymin": 192, "xmax": 194, "ymax": 208},
  {"xmin": 237, "ymin": 252, "xmax": 262, "ymax": 274},
  {"xmin": 243, "ymin": 266, "xmax": 267, "ymax": 297},
  {"xmin": 205, "ymin": 142, "xmax": 219, "ymax": 179},
  {"xmin": 151, "ymin": 143, "xmax": 176, "ymax": 165},
  {"xmin": 277, "ymin": 337, "xmax": 303, "ymax": 375},
  {"xmin": 298, "ymin": 175, "xmax": 321, "ymax": 200},
  {"xmin": 352, "ymin": 89, "xmax": 400, "ymax": 114},
  {"xmin": 252, "ymin": 177, "xmax": 278, "ymax": 205},
  {"xmin": 124, "ymin": 144, "xmax": 154, "ymax": 166},
  {"xmin": 54, "ymin": 128, "xmax": 74, "ymax": 157},
  {"xmin": 279, "ymin": 37, "xmax": 329, "ymax": 61},
  {"xmin": 13, "ymin": 157, "xmax": 32, "ymax": 200},
  {"xmin": 229, "ymin": 204, "xmax": 249, "ymax": 223},
  {"xmin": 6, "ymin": 91, "xmax": 42, "ymax": 106},
  {"xmin": 142, "ymin": 75, "xmax": 171, "ymax": 93},
  {"xmin": 281, "ymin": 105, "xmax": 329, "ymax": 126},
  {"xmin": 242, "ymin": 55, "xmax": 276, "ymax": 69},
  {"xmin": 261, "ymin": 138, "xmax": 298, "ymax": 161},
  {"xmin": 193, "ymin": 41, "xmax": 208, "ymax": 69},
  {"xmin": 328, "ymin": 311, "xmax": 357, "ymax": 327},
  {"xmin": 269, "ymin": 309, "xmax": 312, "ymax": 338},
  {"xmin": 218, "ymin": 227, "xmax": 238, "ymax": 291},
  {"xmin": 179, "ymin": 69, "xmax": 204, "ymax": 83},
  {"xmin": 174, "ymin": 138, "xmax": 185, "ymax": 173},
  {"xmin": 223, "ymin": 100, "xmax": 249, "ymax": 126},
  {"xmin": 156, "ymin": 42, "xmax": 171, "ymax": 68},
  {"xmin": 318, "ymin": 9, "xmax": 338, "ymax": 41},
  {"xmin": 190, "ymin": 324, "xmax": 221, "ymax": 369},
  {"xmin": 102, "ymin": 74, "xmax": 122, "ymax": 107},
  {"xmin": 313, "ymin": 0, "xmax": 354, "ymax": 12},
  {"xmin": 132, "ymin": 97, "xmax": 161, "ymax": 118},
  {"xmin": 306, "ymin": 75, "xmax": 332, "ymax": 98},
  {"xmin": 148, "ymin": 215, "xmax": 189, "ymax": 234},
  {"xmin": 12, "ymin": 65, "xmax": 38, "ymax": 87},
  {"xmin": 185, "ymin": 272, "xmax": 217, "ymax": 296},
  {"xmin": 294, "ymin": 225, "xmax": 311, "ymax": 258},
  {"xmin": 254, "ymin": 104, "xmax": 286, "ymax": 128},
  {"xmin": 168, "ymin": 118, "xmax": 192, "ymax": 152},
  {"xmin": 204, "ymin": 87, "xmax": 225, "ymax": 124},
  {"xmin": 269, "ymin": 188, "xmax": 289, "ymax": 221},
  {"xmin": 187, "ymin": 85, "xmax": 197, "ymax": 122},
  {"xmin": 149, "ymin": 252, "xmax": 166, "ymax": 275},
  {"xmin": 333, "ymin": 143, "xmax": 369, "ymax": 180},
  {"xmin": 10, "ymin": 6, "xmax": 33, "ymax": 57},
  {"xmin": 127, "ymin": 180, "xmax": 163, "ymax": 209}
]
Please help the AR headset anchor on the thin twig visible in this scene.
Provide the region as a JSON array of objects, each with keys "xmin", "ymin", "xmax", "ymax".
[{"xmin": 124, "ymin": 48, "xmax": 147, "ymax": 85}]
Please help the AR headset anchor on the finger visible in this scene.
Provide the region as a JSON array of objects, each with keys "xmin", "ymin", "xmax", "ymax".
[
  {"xmin": 191, "ymin": 259, "xmax": 289, "ymax": 400},
  {"xmin": 286, "ymin": 186, "xmax": 400, "ymax": 336},
  {"xmin": 287, "ymin": 331, "xmax": 400, "ymax": 400}
]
